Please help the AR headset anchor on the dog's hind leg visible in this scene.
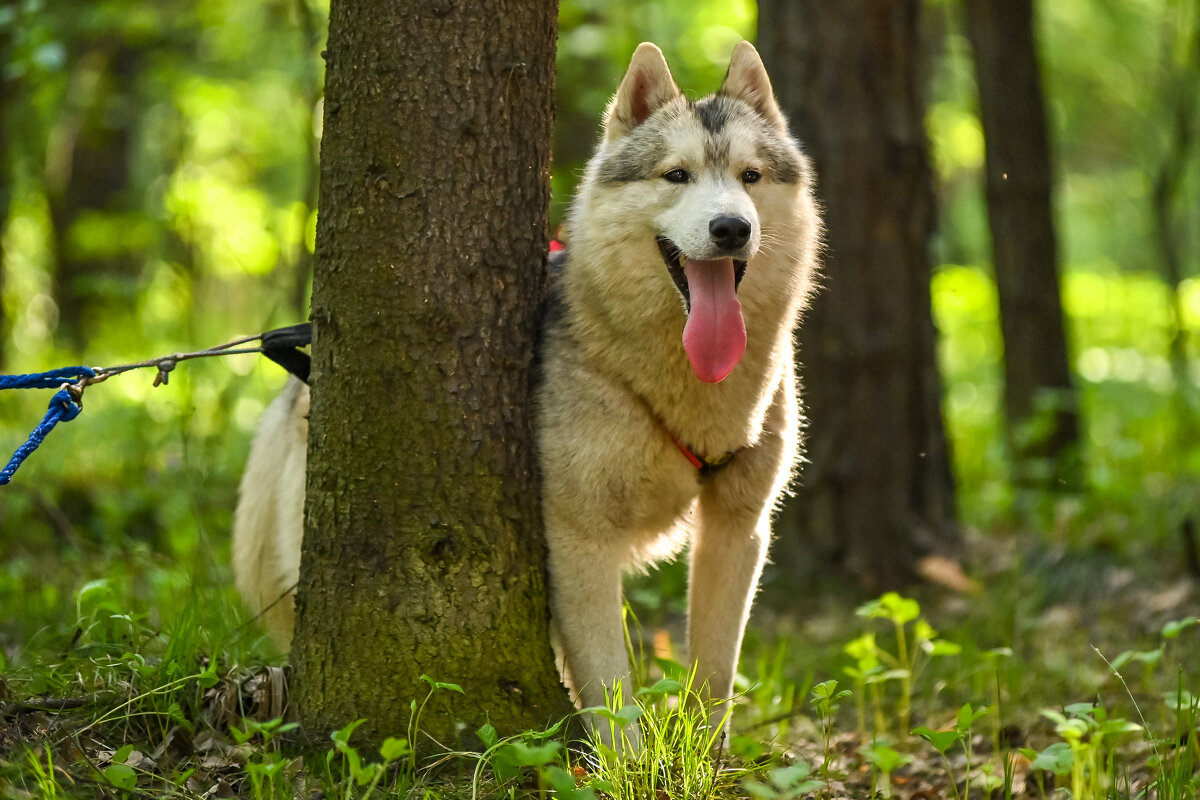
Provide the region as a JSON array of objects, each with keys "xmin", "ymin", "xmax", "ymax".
[{"xmin": 545, "ymin": 529, "xmax": 641, "ymax": 752}]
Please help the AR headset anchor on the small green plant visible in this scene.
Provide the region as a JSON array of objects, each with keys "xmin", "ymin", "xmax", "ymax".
[
  {"xmin": 408, "ymin": 674, "xmax": 463, "ymax": 775},
  {"xmin": 1156, "ymin": 680, "xmax": 1200, "ymax": 800},
  {"xmin": 860, "ymin": 740, "xmax": 913, "ymax": 798},
  {"xmin": 810, "ymin": 679, "xmax": 851, "ymax": 796},
  {"xmin": 912, "ymin": 702, "xmax": 990, "ymax": 800},
  {"xmin": 1110, "ymin": 616, "xmax": 1198, "ymax": 693},
  {"xmin": 325, "ymin": 718, "xmax": 413, "ymax": 800},
  {"xmin": 742, "ymin": 762, "xmax": 823, "ymax": 800},
  {"xmin": 474, "ymin": 716, "xmax": 582, "ymax": 798},
  {"xmin": 231, "ymin": 717, "xmax": 301, "ymax": 800},
  {"xmin": 1101, "ymin": 626, "xmax": 1200, "ymax": 800},
  {"xmin": 1030, "ymin": 703, "xmax": 1141, "ymax": 800},
  {"xmin": 851, "ymin": 593, "xmax": 961, "ymax": 736}
]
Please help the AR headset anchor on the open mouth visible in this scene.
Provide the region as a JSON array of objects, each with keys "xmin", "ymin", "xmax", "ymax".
[
  {"xmin": 656, "ymin": 236, "xmax": 747, "ymax": 311},
  {"xmin": 655, "ymin": 236, "xmax": 749, "ymax": 384}
]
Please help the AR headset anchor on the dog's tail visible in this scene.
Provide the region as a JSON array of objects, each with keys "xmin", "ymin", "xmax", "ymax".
[{"xmin": 232, "ymin": 377, "xmax": 309, "ymax": 650}]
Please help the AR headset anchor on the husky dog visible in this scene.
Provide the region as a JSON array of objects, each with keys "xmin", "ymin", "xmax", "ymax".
[
  {"xmin": 232, "ymin": 41, "xmax": 820, "ymax": 744},
  {"xmin": 538, "ymin": 42, "xmax": 819, "ymax": 743}
]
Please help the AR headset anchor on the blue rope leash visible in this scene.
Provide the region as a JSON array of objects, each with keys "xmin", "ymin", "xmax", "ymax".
[
  {"xmin": 0, "ymin": 367, "xmax": 96, "ymax": 486},
  {"xmin": 0, "ymin": 366, "xmax": 98, "ymax": 391},
  {"xmin": 0, "ymin": 325, "xmax": 312, "ymax": 487}
]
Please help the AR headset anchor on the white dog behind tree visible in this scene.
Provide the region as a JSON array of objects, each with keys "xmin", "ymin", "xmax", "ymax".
[{"xmin": 232, "ymin": 41, "xmax": 821, "ymax": 750}]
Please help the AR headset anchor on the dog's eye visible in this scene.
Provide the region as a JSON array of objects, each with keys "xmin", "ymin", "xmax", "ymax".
[
  {"xmin": 742, "ymin": 169, "xmax": 762, "ymax": 184},
  {"xmin": 663, "ymin": 168, "xmax": 690, "ymax": 184}
]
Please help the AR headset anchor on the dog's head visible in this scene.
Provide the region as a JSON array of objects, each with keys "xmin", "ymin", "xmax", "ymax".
[{"xmin": 577, "ymin": 42, "xmax": 811, "ymax": 384}]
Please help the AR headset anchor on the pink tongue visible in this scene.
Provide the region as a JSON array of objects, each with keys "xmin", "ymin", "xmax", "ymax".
[{"xmin": 682, "ymin": 257, "xmax": 746, "ymax": 383}]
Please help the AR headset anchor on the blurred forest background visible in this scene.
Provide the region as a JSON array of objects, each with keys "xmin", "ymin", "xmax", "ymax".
[{"xmin": 1, "ymin": 0, "xmax": 1199, "ymax": 650}]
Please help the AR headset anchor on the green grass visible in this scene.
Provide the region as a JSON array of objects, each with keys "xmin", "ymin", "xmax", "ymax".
[{"xmin": 1, "ymin": 546, "xmax": 1196, "ymax": 798}]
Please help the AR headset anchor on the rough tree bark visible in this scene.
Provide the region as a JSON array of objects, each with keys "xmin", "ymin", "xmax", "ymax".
[
  {"xmin": 757, "ymin": 1, "xmax": 959, "ymax": 587},
  {"xmin": 964, "ymin": 0, "xmax": 1081, "ymax": 491},
  {"xmin": 291, "ymin": 0, "xmax": 572, "ymax": 748}
]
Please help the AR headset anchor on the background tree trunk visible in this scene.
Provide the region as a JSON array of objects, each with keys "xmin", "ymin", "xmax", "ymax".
[
  {"xmin": 757, "ymin": 1, "xmax": 959, "ymax": 588},
  {"xmin": 0, "ymin": 17, "xmax": 12, "ymax": 369},
  {"xmin": 964, "ymin": 0, "xmax": 1082, "ymax": 492},
  {"xmin": 45, "ymin": 44, "xmax": 140, "ymax": 355},
  {"xmin": 292, "ymin": 0, "xmax": 571, "ymax": 749}
]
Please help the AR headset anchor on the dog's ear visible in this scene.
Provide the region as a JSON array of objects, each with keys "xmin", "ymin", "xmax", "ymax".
[
  {"xmin": 604, "ymin": 42, "xmax": 680, "ymax": 141},
  {"xmin": 720, "ymin": 41, "xmax": 787, "ymax": 131}
]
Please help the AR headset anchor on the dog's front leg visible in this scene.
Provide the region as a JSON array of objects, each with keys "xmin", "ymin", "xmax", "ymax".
[
  {"xmin": 687, "ymin": 502, "xmax": 771, "ymax": 740},
  {"xmin": 545, "ymin": 530, "xmax": 641, "ymax": 752}
]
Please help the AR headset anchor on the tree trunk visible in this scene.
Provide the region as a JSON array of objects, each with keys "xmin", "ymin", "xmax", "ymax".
[
  {"xmin": 291, "ymin": 0, "xmax": 571, "ymax": 751},
  {"xmin": 46, "ymin": 44, "xmax": 140, "ymax": 355},
  {"xmin": 757, "ymin": 1, "xmax": 958, "ymax": 588},
  {"xmin": 964, "ymin": 0, "xmax": 1081, "ymax": 492},
  {"xmin": 0, "ymin": 17, "xmax": 12, "ymax": 369}
]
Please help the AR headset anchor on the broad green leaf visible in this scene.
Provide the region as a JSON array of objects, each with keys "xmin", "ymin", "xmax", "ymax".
[
  {"xmin": 1162, "ymin": 617, "xmax": 1198, "ymax": 639},
  {"xmin": 636, "ymin": 677, "xmax": 684, "ymax": 697},
  {"xmin": 957, "ymin": 702, "xmax": 989, "ymax": 732},
  {"xmin": 861, "ymin": 743, "xmax": 913, "ymax": 774},
  {"xmin": 1030, "ymin": 742, "xmax": 1073, "ymax": 775},
  {"xmin": 103, "ymin": 763, "xmax": 137, "ymax": 791},
  {"xmin": 654, "ymin": 657, "xmax": 689, "ymax": 680},
  {"xmin": 1164, "ymin": 690, "xmax": 1197, "ymax": 710},
  {"xmin": 583, "ymin": 705, "xmax": 642, "ymax": 727},
  {"xmin": 1063, "ymin": 702, "xmax": 1097, "ymax": 717},
  {"xmin": 330, "ymin": 718, "xmax": 367, "ymax": 744},
  {"xmin": 419, "ymin": 674, "xmax": 464, "ymax": 694},
  {"xmin": 509, "ymin": 740, "xmax": 562, "ymax": 766},
  {"xmin": 926, "ymin": 638, "xmax": 962, "ymax": 657},
  {"xmin": 912, "ymin": 726, "xmax": 960, "ymax": 754},
  {"xmin": 770, "ymin": 763, "xmax": 814, "ymax": 788},
  {"xmin": 743, "ymin": 782, "xmax": 776, "ymax": 799},
  {"xmin": 545, "ymin": 765, "xmax": 597, "ymax": 799},
  {"xmin": 843, "ymin": 633, "xmax": 879, "ymax": 669},
  {"xmin": 1096, "ymin": 718, "xmax": 1141, "ymax": 737},
  {"xmin": 380, "ymin": 736, "xmax": 410, "ymax": 762},
  {"xmin": 477, "ymin": 722, "xmax": 498, "ymax": 749}
]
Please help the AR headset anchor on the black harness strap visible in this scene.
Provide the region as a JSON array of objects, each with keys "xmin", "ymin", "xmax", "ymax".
[{"xmin": 260, "ymin": 323, "xmax": 313, "ymax": 384}]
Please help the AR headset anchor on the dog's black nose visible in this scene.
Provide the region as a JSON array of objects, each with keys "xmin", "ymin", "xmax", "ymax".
[{"xmin": 710, "ymin": 216, "xmax": 752, "ymax": 251}]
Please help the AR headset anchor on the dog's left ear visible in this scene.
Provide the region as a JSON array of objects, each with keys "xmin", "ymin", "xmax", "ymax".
[{"xmin": 720, "ymin": 41, "xmax": 788, "ymax": 131}]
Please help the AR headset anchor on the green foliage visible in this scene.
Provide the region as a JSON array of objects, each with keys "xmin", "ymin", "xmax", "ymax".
[
  {"xmin": 742, "ymin": 762, "xmax": 822, "ymax": 800},
  {"xmin": 231, "ymin": 718, "xmax": 301, "ymax": 800},
  {"xmin": 912, "ymin": 703, "xmax": 989, "ymax": 800},
  {"xmin": 809, "ymin": 679, "xmax": 850, "ymax": 795},
  {"xmin": 575, "ymin": 665, "xmax": 749, "ymax": 800},
  {"xmin": 1036, "ymin": 704, "xmax": 1142, "ymax": 800},
  {"xmin": 848, "ymin": 593, "xmax": 961, "ymax": 736}
]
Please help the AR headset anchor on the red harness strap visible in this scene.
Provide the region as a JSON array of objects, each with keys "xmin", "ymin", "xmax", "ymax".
[{"xmin": 660, "ymin": 420, "xmax": 743, "ymax": 477}]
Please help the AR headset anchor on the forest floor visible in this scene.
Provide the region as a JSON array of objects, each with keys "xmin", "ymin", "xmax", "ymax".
[{"xmin": 0, "ymin": 523, "xmax": 1197, "ymax": 799}]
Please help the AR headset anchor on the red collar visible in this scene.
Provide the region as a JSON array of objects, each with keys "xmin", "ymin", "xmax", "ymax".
[{"xmin": 659, "ymin": 420, "xmax": 742, "ymax": 477}]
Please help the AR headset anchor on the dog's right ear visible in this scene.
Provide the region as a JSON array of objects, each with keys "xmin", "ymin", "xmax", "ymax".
[{"xmin": 603, "ymin": 43, "xmax": 680, "ymax": 141}]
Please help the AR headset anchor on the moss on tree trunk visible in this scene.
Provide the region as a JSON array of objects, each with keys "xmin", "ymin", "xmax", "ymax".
[{"xmin": 291, "ymin": 0, "xmax": 571, "ymax": 750}]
